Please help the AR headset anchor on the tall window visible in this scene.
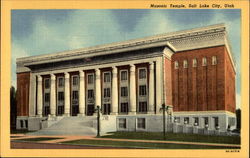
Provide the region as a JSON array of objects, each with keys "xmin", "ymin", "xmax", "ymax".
[
  {"xmin": 87, "ymin": 74, "xmax": 94, "ymax": 84},
  {"xmin": 139, "ymin": 68, "xmax": 146, "ymax": 79},
  {"xmin": 212, "ymin": 56, "xmax": 217, "ymax": 65},
  {"xmin": 44, "ymin": 93, "xmax": 50, "ymax": 103},
  {"xmin": 174, "ymin": 61, "xmax": 179, "ymax": 69},
  {"xmin": 58, "ymin": 92, "xmax": 64, "ymax": 101},
  {"xmin": 58, "ymin": 77, "xmax": 64, "ymax": 87},
  {"xmin": 194, "ymin": 117, "xmax": 199, "ymax": 126},
  {"xmin": 72, "ymin": 76, "xmax": 79, "ymax": 86},
  {"xmin": 184, "ymin": 117, "xmax": 189, "ymax": 124},
  {"xmin": 119, "ymin": 118, "xmax": 126, "ymax": 129},
  {"xmin": 120, "ymin": 71, "xmax": 128, "ymax": 81},
  {"xmin": 202, "ymin": 57, "xmax": 207, "ymax": 66},
  {"xmin": 193, "ymin": 59, "xmax": 197, "ymax": 67},
  {"xmin": 104, "ymin": 88, "xmax": 111, "ymax": 98},
  {"xmin": 183, "ymin": 60, "xmax": 188, "ymax": 68},
  {"xmin": 139, "ymin": 85, "xmax": 147, "ymax": 96},
  {"xmin": 121, "ymin": 87, "xmax": 128, "ymax": 97},
  {"xmin": 72, "ymin": 91, "xmax": 79, "ymax": 100},
  {"xmin": 138, "ymin": 102, "xmax": 147, "ymax": 112},
  {"xmin": 120, "ymin": 103, "xmax": 128, "ymax": 113},
  {"xmin": 137, "ymin": 118, "xmax": 146, "ymax": 129},
  {"xmin": 45, "ymin": 79, "xmax": 50, "ymax": 89},
  {"xmin": 104, "ymin": 72, "xmax": 111, "ymax": 83},
  {"xmin": 88, "ymin": 89, "xmax": 94, "ymax": 99}
]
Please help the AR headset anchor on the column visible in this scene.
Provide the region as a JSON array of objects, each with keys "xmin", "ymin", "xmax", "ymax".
[
  {"xmin": 129, "ymin": 64, "xmax": 136, "ymax": 115},
  {"xmin": 78, "ymin": 70, "xmax": 85, "ymax": 116},
  {"xmin": 111, "ymin": 66, "xmax": 118, "ymax": 115},
  {"xmin": 156, "ymin": 59, "xmax": 163, "ymax": 114},
  {"xmin": 95, "ymin": 69, "xmax": 101, "ymax": 110},
  {"xmin": 37, "ymin": 75, "xmax": 43, "ymax": 117},
  {"xmin": 50, "ymin": 74, "xmax": 56, "ymax": 117},
  {"xmin": 148, "ymin": 62, "xmax": 155, "ymax": 114},
  {"xmin": 64, "ymin": 72, "xmax": 70, "ymax": 116},
  {"xmin": 29, "ymin": 73, "xmax": 36, "ymax": 116}
]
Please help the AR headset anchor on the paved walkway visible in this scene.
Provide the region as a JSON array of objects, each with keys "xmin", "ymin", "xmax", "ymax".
[{"xmin": 11, "ymin": 134, "xmax": 241, "ymax": 148}]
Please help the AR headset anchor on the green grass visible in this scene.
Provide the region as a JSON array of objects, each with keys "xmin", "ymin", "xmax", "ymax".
[
  {"xmin": 100, "ymin": 132, "xmax": 240, "ymax": 145},
  {"xmin": 10, "ymin": 129, "xmax": 30, "ymax": 134},
  {"xmin": 13, "ymin": 137, "xmax": 63, "ymax": 142},
  {"xmin": 61, "ymin": 139, "xmax": 240, "ymax": 149}
]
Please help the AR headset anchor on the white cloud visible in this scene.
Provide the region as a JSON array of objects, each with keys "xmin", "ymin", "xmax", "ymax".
[{"xmin": 11, "ymin": 42, "xmax": 29, "ymax": 88}]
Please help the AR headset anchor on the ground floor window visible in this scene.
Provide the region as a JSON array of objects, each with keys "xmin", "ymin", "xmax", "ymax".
[
  {"xmin": 194, "ymin": 117, "xmax": 199, "ymax": 126},
  {"xmin": 137, "ymin": 118, "xmax": 146, "ymax": 129},
  {"xmin": 120, "ymin": 103, "xmax": 128, "ymax": 113},
  {"xmin": 44, "ymin": 106, "xmax": 50, "ymax": 116},
  {"xmin": 57, "ymin": 106, "xmax": 64, "ymax": 115},
  {"xmin": 184, "ymin": 117, "xmax": 189, "ymax": 124},
  {"xmin": 138, "ymin": 102, "xmax": 147, "ymax": 112},
  {"xmin": 214, "ymin": 117, "xmax": 219, "ymax": 130},
  {"xmin": 103, "ymin": 104, "xmax": 111, "ymax": 115},
  {"xmin": 118, "ymin": 118, "xmax": 126, "ymax": 129},
  {"xmin": 204, "ymin": 117, "xmax": 209, "ymax": 128},
  {"xmin": 174, "ymin": 117, "xmax": 180, "ymax": 123},
  {"xmin": 20, "ymin": 120, "xmax": 23, "ymax": 128}
]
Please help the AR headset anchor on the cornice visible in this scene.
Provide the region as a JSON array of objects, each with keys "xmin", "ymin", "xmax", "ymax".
[{"xmin": 17, "ymin": 24, "xmax": 235, "ymax": 69}]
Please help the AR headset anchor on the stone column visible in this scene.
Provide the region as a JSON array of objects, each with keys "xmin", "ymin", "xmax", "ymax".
[
  {"xmin": 37, "ymin": 75, "xmax": 43, "ymax": 117},
  {"xmin": 29, "ymin": 73, "xmax": 36, "ymax": 116},
  {"xmin": 148, "ymin": 62, "xmax": 155, "ymax": 114},
  {"xmin": 129, "ymin": 64, "xmax": 136, "ymax": 115},
  {"xmin": 64, "ymin": 72, "xmax": 70, "ymax": 116},
  {"xmin": 78, "ymin": 70, "xmax": 85, "ymax": 116},
  {"xmin": 95, "ymin": 69, "xmax": 101, "ymax": 110},
  {"xmin": 156, "ymin": 59, "xmax": 162, "ymax": 114},
  {"xmin": 111, "ymin": 66, "xmax": 118, "ymax": 115},
  {"xmin": 50, "ymin": 74, "xmax": 56, "ymax": 117}
]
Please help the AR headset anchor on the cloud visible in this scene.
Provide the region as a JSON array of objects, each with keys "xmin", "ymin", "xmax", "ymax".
[{"xmin": 11, "ymin": 42, "xmax": 29, "ymax": 88}]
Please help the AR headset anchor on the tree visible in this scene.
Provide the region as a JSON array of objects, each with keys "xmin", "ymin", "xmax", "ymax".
[{"xmin": 10, "ymin": 86, "xmax": 17, "ymax": 130}]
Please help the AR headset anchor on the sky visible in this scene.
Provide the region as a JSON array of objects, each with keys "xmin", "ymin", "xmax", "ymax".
[{"xmin": 11, "ymin": 9, "xmax": 241, "ymax": 109}]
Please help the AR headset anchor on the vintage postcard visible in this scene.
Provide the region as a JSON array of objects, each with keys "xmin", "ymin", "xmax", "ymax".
[{"xmin": 1, "ymin": 0, "xmax": 249, "ymax": 157}]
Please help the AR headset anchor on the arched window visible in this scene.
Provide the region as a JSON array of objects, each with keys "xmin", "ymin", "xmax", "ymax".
[
  {"xmin": 193, "ymin": 59, "xmax": 197, "ymax": 67},
  {"xmin": 183, "ymin": 60, "xmax": 188, "ymax": 68},
  {"xmin": 212, "ymin": 56, "xmax": 217, "ymax": 65},
  {"xmin": 202, "ymin": 57, "xmax": 207, "ymax": 66},
  {"xmin": 174, "ymin": 61, "xmax": 179, "ymax": 69}
]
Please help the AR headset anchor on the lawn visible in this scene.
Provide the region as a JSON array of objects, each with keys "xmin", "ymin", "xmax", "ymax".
[
  {"xmin": 100, "ymin": 132, "xmax": 240, "ymax": 145},
  {"xmin": 62, "ymin": 139, "xmax": 240, "ymax": 149},
  {"xmin": 13, "ymin": 137, "xmax": 63, "ymax": 142}
]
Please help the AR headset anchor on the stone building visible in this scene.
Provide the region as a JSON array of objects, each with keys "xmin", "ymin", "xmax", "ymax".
[{"xmin": 15, "ymin": 24, "xmax": 236, "ymax": 134}]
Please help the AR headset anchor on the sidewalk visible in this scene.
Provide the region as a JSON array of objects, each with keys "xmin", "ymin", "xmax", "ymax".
[{"xmin": 11, "ymin": 134, "xmax": 241, "ymax": 148}]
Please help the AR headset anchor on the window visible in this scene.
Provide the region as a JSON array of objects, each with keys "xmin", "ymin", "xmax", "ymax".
[
  {"xmin": 139, "ymin": 85, "xmax": 147, "ymax": 96},
  {"xmin": 45, "ymin": 79, "xmax": 50, "ymax": 89},
  {"xmin": 103, "ymin": 104, "xmax": 110, "ymax": 115},
  {"xmin": 25, "ymin": 120, "xmax": 28, "ymax": 128},
  {"xmin": 193, "ymin": 59, "xmax": 197, "ymax": 67},
  {"xmin": 212, "ymin": 56, "xmax": 217, "ymax": 65},
  {"xmin": 214, "ymin": 117, "xmax": 219, "ymax": 129},
  {"xmin": 119, "ymin": 118, "xmax": 126, "ymax": 129},
  {"xmin": 204, "ymin": 117, "xmax": 209, "ymax": 128},
  {"xmin": 174, "ymin": 61, "xmax": 179, "ymax": 69},
  {"xmin": 174, "ymin": 117, "xmax": 180, "ymax": 123},
  {"xmin": 104, "ymin": 72, "xmax": 111, "ymax": 83},
  {"xmin": 72, "ymin": 76, "xmax": 79, "ymax": 86},
  {"xmin": 58, "ymin": 92, "xmax": 64, "ymax": 101},
  {"xmin": 137, "ymin": 118, "xmax": 146, "ymax": 129},
  {"xmin": 121, "ymin": 71, "xmax": 128, "ymax": 81},
  {"xmin": 88, "ymin": 89, "xmax": 94, "ymax": 99},
  {"xmin": 104, "ymin": 88, "xmax": 111, "ymax": 98},
  {"xmin": 194, "ymin": 117, "xmax": 199, "ymax": 126},
  {"xmin": 120, "ymin": 103, "xmax": 128, "ymax": 113},
  {"xmin": 202, "ymin": 57, "xmax": 207, "ymax": 66},
  {"xmin": 87, "ymin": 74, "xmax": 94, "ymax": 84},
  {"xmin": 72, "ymin": 91, "xmax": 79, "ymax": 100},
  {"xmin": 138, "ymin": 102, "xmax": 147, "ymax": 112},
  {"xmin": 139, "ymin": 68, "xmax": 146, "ymax": 79},
  {"xmin": 20, "ymin": 120, "xmax": 23, "ymax": 128},
  {"xmin": 184, "ymin": 117, "xmax": 189, "ymax": 124},
  {"xmin": 45, "ymin": 93, "xmax": 50, "ymax": 103},
  {"xmin": 58, "ymin": 77, "xmax": 64, "ymax": 87},
  {"xmin": 121, "ymin": 87, "xmax": 128, "ymax": 97},
  {"xmin": 183, "ymin": 60, "xmax": 188, "ymax": 68}
]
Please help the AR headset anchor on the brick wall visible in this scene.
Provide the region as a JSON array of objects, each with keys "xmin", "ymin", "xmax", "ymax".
[
  {"xmin": 17, "ymin": 72, "xmax": 30, "ymax": 116},
  {"xmin": 171, "ymin": 46, "xmax": 236, "ymax": 113}
]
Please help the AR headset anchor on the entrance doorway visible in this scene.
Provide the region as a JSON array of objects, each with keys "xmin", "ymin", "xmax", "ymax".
[{"xmin": 87, "ymin": 104, "xmax": 94, "ymax": 116}]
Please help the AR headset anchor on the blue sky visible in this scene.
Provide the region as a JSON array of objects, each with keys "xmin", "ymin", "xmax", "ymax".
[{"xmin": 11, "ymin": 9, "xmax": 241, "ymax": 108}]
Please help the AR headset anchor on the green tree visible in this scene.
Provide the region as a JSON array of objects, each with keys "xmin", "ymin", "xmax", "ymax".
[
  {"xmin": 10, "ymin": 86, "xmax": 17, "ymax": 130},
  {"xmin": 236, "ymin": 109, "xmax": 241, "ymax": 129}
]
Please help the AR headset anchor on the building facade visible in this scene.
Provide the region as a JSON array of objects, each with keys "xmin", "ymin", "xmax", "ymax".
[{"xmin": 15, "ymin": 24, "xmax": 236, "ymax": 134}]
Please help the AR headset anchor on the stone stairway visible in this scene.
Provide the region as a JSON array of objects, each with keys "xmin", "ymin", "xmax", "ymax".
[{"xmin": 27, "ymin": 116, "xmax": 97, "ymax": 136}]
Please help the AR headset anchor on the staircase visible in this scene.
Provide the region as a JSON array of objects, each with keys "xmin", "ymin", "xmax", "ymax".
[{"xmin": 27, "ymin": 116, "xmax": 97, "ymax": 136}]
